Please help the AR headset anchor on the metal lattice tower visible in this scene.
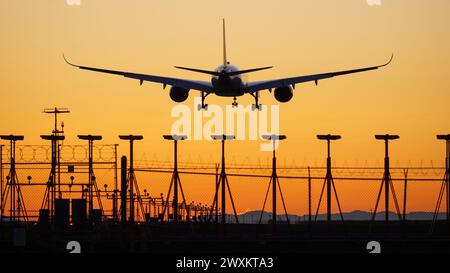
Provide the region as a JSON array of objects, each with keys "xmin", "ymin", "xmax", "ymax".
[
  {"xmin": 78, "ymin": 135, "xmax": 104, "ymax": 224},
  {"xmin": 0, "ymin": 135, "xmax": 28, "ymax": 224},
  {"xmin": 119, "ymin": 135, "xmax": 145, "ymax": 223},
  {"xmin": 43, "ymin": 108, "xmax": 70, "ymax": 135},
  {"xmin": 40, "ymin": 134, "xmax": 65, "ymax": 225},
  {"xmin": 43, "ymin": 107, "xmax": 69, "ymax": 199}
]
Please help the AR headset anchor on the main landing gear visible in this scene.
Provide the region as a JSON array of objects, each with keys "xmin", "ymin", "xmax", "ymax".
[
  {"xmin": 250, "ymin": 91, "xmax": 262, "ymax": 111},
  {"xmin": 232, "ymin": 92, "xmax": 262, "ymax": 111},
  {"xmin": 197, "ymin": 91, "xmax": 210, "ymax": 111},
  {"xmin": 197, "ymin": 92, "xmax": 262, "ymax": 111}
]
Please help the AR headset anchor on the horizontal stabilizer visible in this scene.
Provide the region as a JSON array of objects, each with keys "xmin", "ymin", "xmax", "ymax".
[
  {"xmin": 226, "ymin": 66, "xmax": 273, "ymax": 76},
  {"xmin": 174, "ymin": 66, "xmax": 221, "ymax": 76},
  {"xmin": 174, "ymin": 66, "xmax": 273, "ymax": 77}
]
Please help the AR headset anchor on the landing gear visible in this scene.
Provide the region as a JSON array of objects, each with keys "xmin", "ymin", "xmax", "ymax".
[
  {"xmin": 197, "ymin": 91, "xmax": 209, "ymax": 111},
  {"xmin": 232, "ymin": 97, "xmax": 238, "ymax": 108},
  {"xmin": 250, "ymin": 91, "xmax": 262, "ymax": 111}
]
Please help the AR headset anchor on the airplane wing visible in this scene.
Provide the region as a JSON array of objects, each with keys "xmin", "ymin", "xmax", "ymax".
[
  {"xmin": 63, "ymin": 55, "xmax": 213, "ymax": 93},
  {"xmin": 245, "ymin": 54, "xmax": 393, "ymax": 93}
]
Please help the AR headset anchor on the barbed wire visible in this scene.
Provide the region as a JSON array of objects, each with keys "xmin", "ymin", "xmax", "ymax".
[
  {"xmin": 1, "ymin": 144, "xmax": 117, "ymax": 162},
  {"xmin": 134, "ymin": 168, "xmax": 445, "ymax": 182},
  {"xmin": 0, "ymin": 145, "xmax": 446, "ymax": 179},
  {"xmin": 130, "ymin": 160, "xmax": 445, "ymax": 178}
]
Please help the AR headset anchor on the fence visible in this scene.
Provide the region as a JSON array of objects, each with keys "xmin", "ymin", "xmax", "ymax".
[{"xmin": 0, "ymin": 144, "xmax": 447, "ymax": 223}]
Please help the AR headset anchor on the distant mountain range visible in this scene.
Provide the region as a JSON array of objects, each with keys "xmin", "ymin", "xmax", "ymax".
[{"xmin": 219, "ymin": 210, "xmax": 447, "ymax": 224}]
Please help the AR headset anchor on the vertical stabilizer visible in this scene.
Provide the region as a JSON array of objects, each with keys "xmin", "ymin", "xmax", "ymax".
[{"xmin": 223, "ymin": 18, "xmax": 228, "ymax": 67}]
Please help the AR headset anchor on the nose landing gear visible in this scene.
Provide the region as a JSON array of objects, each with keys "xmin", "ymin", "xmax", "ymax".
[
  {"xmin": 197, "ymin": 91, "xmax": 210, "ymax": 111},
  {"xmin": 232, "ymin": 97, "xmax": 238, "ymax": 108}
]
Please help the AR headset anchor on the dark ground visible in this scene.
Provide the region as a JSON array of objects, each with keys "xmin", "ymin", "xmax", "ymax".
[{"xmin": 1, "ymin": 221, "xmax": 449, "ymax": 253}]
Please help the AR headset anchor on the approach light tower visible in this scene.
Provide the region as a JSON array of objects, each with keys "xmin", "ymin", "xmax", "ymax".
[
  {"xmin": 43, "ymin": 107, "xmax": 70, "ymax": 133},
  {"xmin": 210, "ymin": 135, "xmax": 239, "ymax": 225},
  {"xmin": 40, "ymin": 134, "xmax": 65, "ymax": 224},
  {"xmin": 162, "ymin": 135, "xmax": 188, "ymax": 223},
  {"xmin": 43, "ymin": 107, "xmax": 69, "ymax": 199},
  {"xmin": 119, "ymin": 135, "xmax": 145, "ymax": 223},
  {"xmin": 0, "ymin": 135, "xmax": 27, "ymax": 224},
  {"xmin": 372, "ymin": 134, "xmax": 402, "ymax": 224},
  {"xmin": 315, "ymin": 134, "xmax": 345, "ymax": 226},
  {"xmin": 258, "ymin": 134, "xmax": 290, "ymax": 232},
  {"xmin": 432, "ymin": 134, "xmax": 450, "ymax": 231},
  {"xmin": 78, "ymin": 135, "xmax": 104, "ymax": 223}
]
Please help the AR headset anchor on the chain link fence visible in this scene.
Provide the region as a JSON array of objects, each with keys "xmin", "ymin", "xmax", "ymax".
[
  {"xmin": 0, "ymin": 144, "xmax": 118, "ymax": 221},
  {"xmin": 0, "ymin": 144, "xmax": 447, "ymax": 223}
]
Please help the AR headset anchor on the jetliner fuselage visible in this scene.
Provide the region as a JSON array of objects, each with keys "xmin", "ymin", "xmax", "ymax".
[{"xmin": 212, "ymin": 64, "xmax": 245, "ymax": 97}]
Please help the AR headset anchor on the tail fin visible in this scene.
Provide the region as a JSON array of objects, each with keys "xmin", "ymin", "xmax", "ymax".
[
  {"xmin": 223, "ymin": 18, "xmax": 228, "ymax": 67},
  {"xmin": 173, "ymin": 20, "xmax": 274, "ymax": 76}
]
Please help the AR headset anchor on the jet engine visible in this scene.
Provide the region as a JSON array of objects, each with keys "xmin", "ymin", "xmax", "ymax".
[
  {"xmin": 274, "ymin": 86, "xmax": 293, "ymax": 103},
  {"xmin": 169, "ymin": 86, "xmax": 190, "ymax": 102}
]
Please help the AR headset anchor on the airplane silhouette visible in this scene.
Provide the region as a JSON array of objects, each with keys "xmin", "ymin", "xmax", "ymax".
[{"xmin": 64, "ymin": 19, "xmax": 393, "ymax": 110}]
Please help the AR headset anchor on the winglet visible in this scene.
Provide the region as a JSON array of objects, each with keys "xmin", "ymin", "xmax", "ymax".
[
  {"xmin": 63, "ymin": 54, "xmax": 79, "ymax": 68},
  {"xmin": 379, "ymin": 53, "xmax": 394, "ymax": 68}
]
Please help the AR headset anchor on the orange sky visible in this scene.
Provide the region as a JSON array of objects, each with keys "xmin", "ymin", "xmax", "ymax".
[{"xmin": 1, "ymin": 0, "xmax": 450, "ymax": 216}]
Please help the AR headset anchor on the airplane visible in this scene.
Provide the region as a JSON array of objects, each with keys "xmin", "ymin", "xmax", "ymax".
[{"xmin": 64, "ymin": 19, "xmax": 393, "ymax": 111}]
